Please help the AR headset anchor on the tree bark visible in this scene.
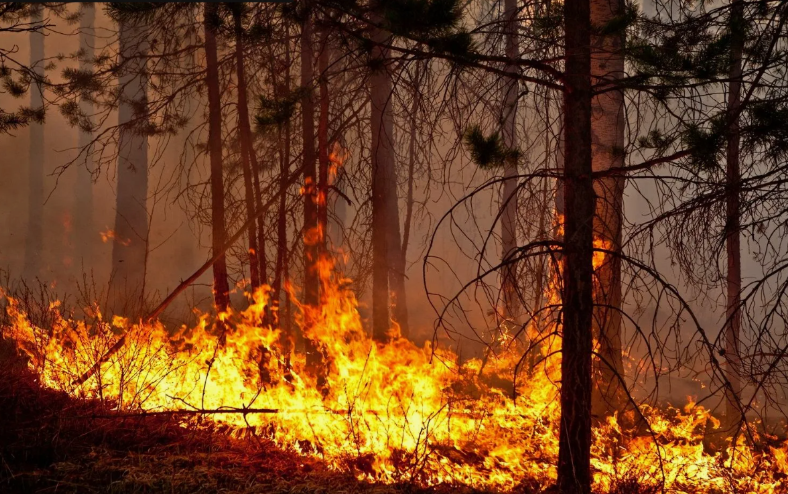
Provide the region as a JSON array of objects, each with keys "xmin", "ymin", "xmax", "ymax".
[
  {"xmin": 557, "ymin": 0, "xmax": 594, "ymax": 491},
  {"xmin": 73, "ymin": 3, "xmax": 94, "ymax": 274},
  {"xmin": 589, "ymin": 0, "xmax": 627, "ymax": 419},
  {"xmin": 232, "ymin": 7, "xmax": 261, "ymax": 292},
  {"xmin": 204, "ymin": 2, "xmax": 230, "ymax": 313},
  {"xmin": 401, "ymin": 62, "xmax": 420, "ymax": 264},
  {"xmin": 301, "ymin": 4, "xmax": 321, "ymax": 371},
  {"xmin": 109, "ymin": 14, "xmax": 149, "ymax": 314},
  {"xmin": 24, "ymin": 5, "xmax": 44, "ymax": 280},
  {"xmin": 369, "ymin": 9, "xmax": 405, "ymax": 341},
  {"xmin": 370, "ymin": 8, "xmax": 409, "ymax": 340},
  {"xmin": 317, "ymin": 24, "xmax": 330, "ymax": 259},
  {"xmin": 724, "ymin": 0, "xmax": 744, "ymax": 437},
  {"xmin": 500, "ymin": 0, "xmax": 520, "ymax": 323}
]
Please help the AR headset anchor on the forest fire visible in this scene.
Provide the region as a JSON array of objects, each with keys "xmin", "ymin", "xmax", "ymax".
[
  {"xmin": 5, "ymin": 254, "xmax": 788, "ymax": 493},
  {"xmin": 3, "ymin": 0, "xmax": 788, "ymax": 493}
]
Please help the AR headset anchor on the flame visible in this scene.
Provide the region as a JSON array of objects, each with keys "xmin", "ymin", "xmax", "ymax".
[
  {"xmin": 100, "ymin": 228, "xmax": 131, "ymax": 246},
  {"xmin": 5, "ymin": 250, "xmax": 788, "ymax": 491}
]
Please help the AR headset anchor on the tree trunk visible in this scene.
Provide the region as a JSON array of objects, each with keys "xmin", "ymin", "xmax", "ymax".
[
  {"xmin": 109, "ymin": 15, "xmax": 149, "ymax": 314},
  {"xmin": 24, "ymin": 5, "xmax": 44, "ymax": 280},
  {"xmin": 500, "ymin": 0, "xmax": 520, "ymax": 323},
  {"xmin": 589, "ymin": 0, "xmax": 627, "ymax": 419},
  {"xmin": 557, "ymin": 0, "xmax": 594, "ymax": 492},
  {"xmin": 317, "ymin": 25, "xmax": 330, "ymax": 259},
  {"xmin": 401, "ymin": 62, "xmax": 420, "ymax": 264},
  {"xmin": 73, "ymin": 3, "xmax": 94, "ymax": 274},
  {"xmin": 233, "ymin": 7, "xmax": 261, "ymax": 292},
  {"xmin": 204, "ymin": 2, "xmax": 230, "ymax": 313},
  {"xmin": 301, "ymin": 4, "xmax": 321, "ymax": 371},
  {"xmin": 724, "ymin": 0, "xmax": 744, "ymax": 437},
  {"xmin": 369, "ymin": 9, "xmax": 400, "ymax": 341}
]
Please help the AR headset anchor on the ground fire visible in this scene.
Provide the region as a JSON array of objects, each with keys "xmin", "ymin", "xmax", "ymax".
[{"xmin": 4, "ymin": 249, "xmax": 788, "ymax": 492}]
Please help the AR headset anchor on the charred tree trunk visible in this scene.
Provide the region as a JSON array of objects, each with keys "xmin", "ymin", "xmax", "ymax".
[
  {"xmin": 204, "ymin": 2, "xmax": 230, "ymax": 313},
  {"xmin": 590, "ymin": 0, "xmax": 627, "ymax": 419},
  {"xmin": 724, "ymin": 0, "xmax": 744, "ymax": 437},
  {"xmin": 557, "ymin": 0, "xmax": 594, "ymax": 491},
  {"xmin": 301, "ymin": 5, "xmax": 322, "ymax": 371},
  {"xmin": 24, "ymin": 5, "xmax": 44, "ymax": 280},
  {"xmin": 73, "ymin": 3, "xmax": 94, "ymax": 273},
  {"xmin": 232, "ymin": 7, "xmax": 261, "ymax": 292},
  {"xmin": 500, "ymin": 0, "xmax": 520, "ymax": 323},
  {"xmin": 109, "ymin": 15, "xmax": 149, "ymax": 314}
]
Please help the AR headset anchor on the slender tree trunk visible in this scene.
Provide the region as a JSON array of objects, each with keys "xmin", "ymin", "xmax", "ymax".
[
  {"xmin": 317, "ymin": 25, "xmax": 330, "ymax": 258},
  {"xmin": 233, "ymin": 7, "xmax": 261, "ymax": 292},
  {"xmin": 204, "ymin": 2, "xmax": 230, "ymax": 313},
  {"xmin": 589, "ymin": 0, "xmax": 627, "ymax": 419},
  {"xmin": 724, "ymin": 0, "xmax": 744, "ymax": 436},
  {"xmin": 273, "ymin": 40, "xmax": 291, "ymax": 299},
  {"xmin": 24, "ymin": 5, "xmax": 44, "ymax": 280},
  {"xmin": 500, "ymin": 0, "xmax": 520, "ymax": 323},
  {"xmin": 110, "ymin": 15, "xmax": 149, "ymax": 313},
  {"xmin": 557, "ymin": 0, "xmax": 594, "ymax": 491},
  {"xmin": 301, "ymin": 4, "xmax": 321, "ymax": 370},
  {"xmin": 401, "ymin": 62, "xmax": 420, "ymax": 262},
  {"xmin": 370, "ymin": 9, "xmax": 395, "ymax": 341},
  {"xmin": 73, "ymin": 3, "xmax": 94, "ymax": 274},
  {"xmin": 369, "ymin": 8, "xmax": 409, "ymax": 340}
]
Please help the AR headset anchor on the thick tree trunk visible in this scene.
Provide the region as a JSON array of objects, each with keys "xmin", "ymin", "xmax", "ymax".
[
  {"xmin": 109, "ymin": 16, "xmax": 149, "ymax": 314},
  {"xmin": 500, "ymin": 0, "xmax": 520, "ymax": 323},
  {"xmin": 204, "ymin": 3, "xmax": 230, "ymax": 313},
  {"xmin": 73, "ymin": 3, "xmax": 94, "ymax": 273},
  {"xmin": 301, "ymin": 5, "xmax": 322, "ymax": 370},
  {"xmin": 590, "ymin": 0, "xmax": 627, "ymax": 419},
  {"xmin": 24, "ymin": 6, "xmax": 44, "ymax": 280},
  {"xmin": 724, "ymin": 0, "xmax": 744, "ymax": 437},
  {"xmin": 233, "ymin": 8, "xmax": 261, "ymax": 292},
  {"xmin": 557, "ymin": 0, "xmax": 594, "ymax": 492}
]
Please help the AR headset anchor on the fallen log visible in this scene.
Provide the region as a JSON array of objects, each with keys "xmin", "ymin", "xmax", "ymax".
[{"xmin": 72, "ymin": 165, "xmax": 305, "ymax": 387}]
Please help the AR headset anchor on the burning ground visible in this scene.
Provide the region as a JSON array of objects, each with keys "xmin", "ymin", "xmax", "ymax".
[{"xmin": 1, "ymin": 255, "xmax": 788, "ymax": 493}]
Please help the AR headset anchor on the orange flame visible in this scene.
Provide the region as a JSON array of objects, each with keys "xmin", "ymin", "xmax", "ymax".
[{"xmin": 4, "ymin": 250, "xmax": 788, "ymax": 491}]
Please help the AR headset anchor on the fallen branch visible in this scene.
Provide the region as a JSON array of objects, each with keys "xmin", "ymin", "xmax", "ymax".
[{"xmin": 72, "ymin": 165, "xmax": 305, "ymax": 387}]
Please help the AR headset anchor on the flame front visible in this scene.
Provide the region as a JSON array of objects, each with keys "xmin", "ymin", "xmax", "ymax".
[{"xmin": 5, "ymin": 251, "xmax": 788, "ymax": 492}]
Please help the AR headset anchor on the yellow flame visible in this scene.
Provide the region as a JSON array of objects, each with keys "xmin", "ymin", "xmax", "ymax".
[{"xmin": 4, "ymin": 249, "xmax": 788, "ymax": 491}]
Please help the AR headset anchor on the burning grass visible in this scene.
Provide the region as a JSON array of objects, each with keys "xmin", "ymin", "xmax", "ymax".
[{"xmin": 2, "ymin": 256, "xmax": 788, "ymax": 493}]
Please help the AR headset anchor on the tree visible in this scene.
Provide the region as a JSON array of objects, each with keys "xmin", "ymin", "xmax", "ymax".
[
  {"xmin": 72, "ymin": 3, "xmax": 95, "ymax": 274},
  {"xmin": 109, "ymin": 11, "xmax": 149, "ymax": 313},
  {"xmin": 301, "ymin": 1, "xmax": 322, "ymax": 371},
  {"xmin": 499, "ymin": 0, "xmax": 520, "ymax": 323},
  {"xmin": 557, "ymin": 0, "xmax": 594, "ymax": 491},
  {"xmin": 589, "ymin": 0, "xmax": 627, "ymax": 418},
  {"xmin": 723, "ymin": 0, "xmax": 744, "ymax": 437},
  {"xmin": 23, "ymin": 4, "xmax": 44, "ymax": 280},
  {"xmin": 369, "ymin": 1, "xmax": 408, "ymax": 341},
  {"xmin": 231, "ymin": 3, "xmax": 262, "ymax": 292},
  {"xmin": 204, "ymin": 2, "xmax": 230, "ymax": 313}
]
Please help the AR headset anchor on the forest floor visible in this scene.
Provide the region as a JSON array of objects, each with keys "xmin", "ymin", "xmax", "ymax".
[{"xmin": 0, "ymin": 342, "xmax": 493, "ymax": 494}]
